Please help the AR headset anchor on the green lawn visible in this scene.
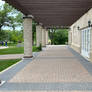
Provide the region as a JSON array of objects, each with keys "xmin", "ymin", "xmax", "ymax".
[
  {"xmin": 0, "ymin": 46, "xmax": 41, "ymax": 55},
  {"xmin": 0, "ymin": 59, "xmax": 21, "ymax": 72},
  {"xmin": 0, "ymin": 47, "xmax": 24, "ymax": 55}
]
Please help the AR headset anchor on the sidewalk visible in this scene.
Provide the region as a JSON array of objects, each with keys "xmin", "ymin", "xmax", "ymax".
[
  {"xmin": 0, "ymin": 52, "xmax": 39, "ymax": 60},
  {"xmin": 0, "ymin": 46, "xmax": 8, "ymax": 49},
  {"xmin": 0, "ymin": 45, "xmax": 92, "ymax": 92},
  {"xmin": 0, "ymin": 54, "xmax": 24, "ymax": 60}
]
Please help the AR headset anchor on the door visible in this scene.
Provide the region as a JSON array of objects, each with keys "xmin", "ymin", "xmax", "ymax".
[{"xmin": 81, "ymin": 27, "xmax": 91, "ymax": 58}]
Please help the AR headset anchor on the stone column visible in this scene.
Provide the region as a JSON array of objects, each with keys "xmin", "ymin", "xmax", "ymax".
[
  {"xmin": 44, "ymin": 29, "xmax": 46, "ymax": 46},
  {"xmin": 36, "ymin": 25, "xmax": 42, "ymax": 47},
  {"xmin": 68, "ymin": 29, "xmax": 72, "ymax": 46},
  {"xmin": 68, "ymin": 30, "xmax": 70, "ymax": 45},
  {"xmin": 46, "ymin": 30, "xmax": 48, "ymax": 45},
  {"xmin": 42, "ymin": 28, "xmax": 46, "ymax": 47},
  {"xmin": 23, "ymin": 17, "xmax": 33, "ymax": 58},
  {"xmin": 90, "ymin": 28, "xmax": 92, "ymax": 62}
]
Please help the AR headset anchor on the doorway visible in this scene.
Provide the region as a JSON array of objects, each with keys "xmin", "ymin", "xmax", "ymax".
[{"xmin": 81, "ymin": 27, "xmax": 91, "ymax": 58}]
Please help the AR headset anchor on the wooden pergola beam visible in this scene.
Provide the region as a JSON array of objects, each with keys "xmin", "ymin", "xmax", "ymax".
[{"xmin": 5, "ymin": 0, "xmax": 92, "ymax": 28}]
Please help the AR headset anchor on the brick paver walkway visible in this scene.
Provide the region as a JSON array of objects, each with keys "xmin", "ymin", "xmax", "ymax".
[{"xmin": 0, "ymin": 45, "xmax": 92, "ymax": 92}]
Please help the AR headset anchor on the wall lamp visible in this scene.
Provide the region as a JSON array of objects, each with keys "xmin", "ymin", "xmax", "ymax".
[
  {"xmin": 88, "ymin": 20, "xmax": 92, "ymax": 27},
  {"xmin": 77, "ymin": 26, "xmax": 80, "ymax": 30}
]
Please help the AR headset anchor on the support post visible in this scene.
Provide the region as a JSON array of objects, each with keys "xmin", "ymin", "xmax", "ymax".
[
  {"xmin": 42, "ymin": 28, "xmax": 46, "ymax": 47},
  {"xmin": 46, "ymin": 30, "xmax": 48, "ymax": 45},
  {"xmin": 90, "ymin": 28, "xmax": 92, "ymax": 62},
  {"xmin": 36, "ymin": 25, "xmax": 42, "ymax": 47},
  {"xmin": 23, "ymin": 16, "xmax": 33, "ymax": 58}
]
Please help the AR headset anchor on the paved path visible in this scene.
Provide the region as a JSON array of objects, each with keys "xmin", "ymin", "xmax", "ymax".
[
  {"xmin": 0, "ymin": 46, "xmax": 8, "ymax": 49},
  {"xmin": 0, "ymin": 45, "xmax": 92, "ymax": 92},
  {"xmin": 0, "ymin": 54, "xmax": 24, "ymax": 60},
  {"xmin": 0, "ymin": 52, "xmax": 38, "ymax": 60}
]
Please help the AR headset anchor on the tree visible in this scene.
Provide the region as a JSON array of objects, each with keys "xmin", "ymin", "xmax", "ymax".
[
  {"xmin": 49, "ymin": 29, "xmax": 68, "ymax": 45},
  {"xmin": 0, "ymin": 3, "xmax": 12, "ymax": 31},
  {"xmin": 53, "ymin": 29, "xmax": 68, "ymax": 45},
  {"xmin": 7, "ymin": 30, "xmax": 23, "ymax": 43},
  {"xmin": 0, "ymin": 30, "xmax": 8, "ymax": 41},
  {"xmin": 0, "ymin": 3, "xmax": 12, "ymax": 41},
  {"xmin": 8, "ymin": 11, "xmax": 23, "ymax": 31},
  {"xmin": 0, "ymin": 2, "xmax": 23, "ymax": 41},
  {"xmin": 49, "ymin": 28, "xmax": 56, "ymax": 45}
]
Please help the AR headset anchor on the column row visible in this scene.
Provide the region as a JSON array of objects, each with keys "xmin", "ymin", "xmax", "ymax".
[
  {"xmin": 23, "ymin": 17, "xmax": 49, "ymax": 58},
  {"xmin": 36, "ymin": 25, "xmax": 48, "ymax": 47}
]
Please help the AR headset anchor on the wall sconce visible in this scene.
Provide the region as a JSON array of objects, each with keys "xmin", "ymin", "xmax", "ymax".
[
  {"xmin": 88, "ymin": 20, "xmax": 91, "ymax": 27},
  {"xmin": 77, "ymin": 26, "xmax": 80, "ymax": 30}
]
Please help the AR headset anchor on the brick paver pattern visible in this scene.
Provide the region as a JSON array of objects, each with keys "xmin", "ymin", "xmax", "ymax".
[{"xmin": 0, "ymin": 45, "xmax": 92, "ymax": 92}]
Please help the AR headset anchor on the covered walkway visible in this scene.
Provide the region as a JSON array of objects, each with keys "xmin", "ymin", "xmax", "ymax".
[{"xmin": 0, "ymin": 45, "xmax": 92, "ymax": 91}]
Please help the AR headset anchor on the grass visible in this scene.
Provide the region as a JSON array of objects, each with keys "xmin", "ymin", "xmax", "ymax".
[
  {"xmin": 0, "ymin": 46, "xmax": 41, "ymax": 55},
  {"xmin": 0, "ymin": 47, "xmax": 24, "ymax": 55},
  {"xmin": 0, "ymin": 59, "xmax": 21, "ymax": 72},
  {"xmin": 33, "ymin": 46, "xmax": 42, "ymax": 52}
]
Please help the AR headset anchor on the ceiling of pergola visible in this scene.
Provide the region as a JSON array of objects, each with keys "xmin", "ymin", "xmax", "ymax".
[{"xmin": 5, "ymin": 0, "xmax": 92, "ymax": 28}]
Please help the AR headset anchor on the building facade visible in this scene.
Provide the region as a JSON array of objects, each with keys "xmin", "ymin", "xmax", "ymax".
[{"xmin": 69, "ymin": 8, "xmax": 92, "ymax": 62}]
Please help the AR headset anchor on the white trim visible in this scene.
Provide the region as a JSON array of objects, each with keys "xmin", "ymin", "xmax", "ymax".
[{"xmin": 81, "ymin": 27, "xmax": 91, "ymax": 58}]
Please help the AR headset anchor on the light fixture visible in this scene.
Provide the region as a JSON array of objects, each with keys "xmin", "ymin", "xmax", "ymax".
[
  {"xmin": 88, "ymin": 20, "xmax": 91, "ymax": 27},
  {"xmin": 77, "ymin": 26, "xmax": 80, "ymax": 30}
]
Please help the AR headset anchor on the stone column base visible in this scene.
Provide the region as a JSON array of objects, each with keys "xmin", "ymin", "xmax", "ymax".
[{"xmin": 23, "ymin": 56, "xmax": 33, "ymax": 58}]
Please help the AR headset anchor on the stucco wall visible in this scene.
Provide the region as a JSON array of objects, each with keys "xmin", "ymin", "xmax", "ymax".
[
  {"xmin": 69, "ymin": 24, "xmax": 81, "ymax": 53},
  {"xmin": 70, "ymin": 9, "xmax": 92, "ymax": 30},
  {"xmin": 69, "ymin": 8, "xmax": 92, "ymax": 61}
]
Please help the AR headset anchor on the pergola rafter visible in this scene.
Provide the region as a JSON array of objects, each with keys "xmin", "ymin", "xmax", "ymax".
[{"xmin": 5, "ymin": 0, "xmax": 92, "ymax": 28}]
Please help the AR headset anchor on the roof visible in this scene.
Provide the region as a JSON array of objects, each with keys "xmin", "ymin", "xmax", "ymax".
[{"xmin": 5, "ymin": 0, "xmax": 92, "ymax": 28}]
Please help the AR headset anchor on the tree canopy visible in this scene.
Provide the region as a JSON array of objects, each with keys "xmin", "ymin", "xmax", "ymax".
[
  {"xmin": 0, "ymin": 2, "xmax": 23, "ymax": 41},
  {"xmin": 49, "ymin": 29, "xmax": 68, "ymax": 45}
]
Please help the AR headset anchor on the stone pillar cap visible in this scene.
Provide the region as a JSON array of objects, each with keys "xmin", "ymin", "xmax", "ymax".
[{"xmin": 23, "ymin": 15, "xmax": 34, "ymax": 19}]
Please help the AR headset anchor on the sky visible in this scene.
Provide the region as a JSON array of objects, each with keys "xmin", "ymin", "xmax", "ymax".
[{"xmin": 0, "ymin": 0, "xmax": 5, "ymax": 6}]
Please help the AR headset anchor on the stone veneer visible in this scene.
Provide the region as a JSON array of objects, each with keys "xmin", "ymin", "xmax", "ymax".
[
  {"xmin": 69, "ymin": 8, "xmax": 92, "ymax": 62},
  {"xmin": 46, "ymin": 30, "xmax": 48, "ymax": 45},
  {"xmin": 23, "ymin": 17, "xmax": 32, "ymax": 58},
  {"xmin": 42, "ymin": 28, "xmax": 46, "ymax": 47},
  {"xmin": 36, "ymin": 25, "xmax": 42, "ymax": 47}
]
